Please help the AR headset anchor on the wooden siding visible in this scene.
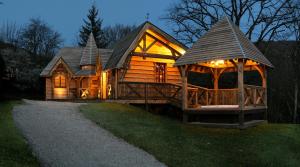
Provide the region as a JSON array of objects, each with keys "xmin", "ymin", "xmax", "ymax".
[
  {"xmin": 45, "ymin": 78, "xmax": 52, "ymax": 100},
  {"xmin": 123, "ymin": 56, "xmax": 181, "ymax": 84}
]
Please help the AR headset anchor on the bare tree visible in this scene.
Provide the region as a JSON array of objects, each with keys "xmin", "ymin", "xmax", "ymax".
[
  {"xmin": 103, "ymin": 24, "xmax": 136, "ymax": 48},
  {"xmin": 288, "ymin": 2, "xmax": 300, "ymax": 123},
  {"xmin": 163, "ymin": 0, "xmax": 299, "ymax": 45},
  {"xmin": 0, "ymin": 21, "xmax": 22, "ymax": 47},
  {"xmin": 20, "ymin": 18, "xmax": 63, "ymax": 56}
]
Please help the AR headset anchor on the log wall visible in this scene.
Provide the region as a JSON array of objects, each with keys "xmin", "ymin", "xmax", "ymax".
[
  {"xmin": 123, "ymin": 56, "xmax": 181, "ymax": 84},
  {"xmin": 45, "ymin": 78, "xmax": 52, "ymax": 100}
]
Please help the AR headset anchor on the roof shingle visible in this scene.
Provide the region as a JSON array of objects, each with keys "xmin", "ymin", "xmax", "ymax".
[
  {"xmin": 80, "ymin": 33, "xmax": 98, "ymax": 66},
  {"xmin": 175, "ymin": 17, "xmax": 273, "ymax": 67},
  {"xmin": 40, "ymin": 47, "xmax": 82, "ymax": 76}
]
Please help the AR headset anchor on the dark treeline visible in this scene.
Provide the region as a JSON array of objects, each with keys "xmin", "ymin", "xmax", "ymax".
[
  {"xmin": 0, "ymin": 18, "xmax": 61, "ymax": 100},
  {"xmin": 0, "ymin": 4, "xmax": 137, "ymax": 101},
  {"xmin": 259, "ymin": 41, "xmax": 300, "ymax": 123}
]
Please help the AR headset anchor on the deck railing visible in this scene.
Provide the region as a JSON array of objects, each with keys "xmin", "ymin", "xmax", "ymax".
[
  {"xmin": 244, "ymin": 84, "xmax": 266, "ymax": 107},
  {"xmin": 187, "ymin": 84, "xmax": 266, "ymax": 108},
  {"xmin": 187, "ymin": 85, "xmax": 238, "ymax": 107},
  {"xmin": 116, "ymin": 82, "xmax": 266, "ymax": 109},
  {"xmin": 117, "ymin": 82, "xmax": 182, "ymax": 104}
]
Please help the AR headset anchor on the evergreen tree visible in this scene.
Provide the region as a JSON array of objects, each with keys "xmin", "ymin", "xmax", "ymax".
[{"xmin": 78, "ymin": 4, "xmax": 107, "ymax": 48}]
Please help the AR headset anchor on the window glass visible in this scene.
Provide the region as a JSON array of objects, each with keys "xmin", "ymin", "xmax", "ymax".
[
  {"xmin": 54, "ymin": 74, "xmax": 66, "ymax": 88},
  {"xmin": 154, "ymin": 63, "xmax": 166, "ymax": 83}
]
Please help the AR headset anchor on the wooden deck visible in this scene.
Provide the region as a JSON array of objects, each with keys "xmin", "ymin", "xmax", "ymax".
[
  {"xmin": 107, "ymin": 81, "xmax": 268, "ymax": 128},
  {"xmin": 113, "ymin": 81, "xmax": 266, "ymax": 111}
]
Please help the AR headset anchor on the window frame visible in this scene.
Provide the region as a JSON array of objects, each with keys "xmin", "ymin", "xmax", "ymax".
[
  {"xmin": 154, "ymin": 62, "xmax": 167, "ymax": 83},
  {"xmin": 54, "ymin": 74, "xmax": 66, "ymax": 88}
]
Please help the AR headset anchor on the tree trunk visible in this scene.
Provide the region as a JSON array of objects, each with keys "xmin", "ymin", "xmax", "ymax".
[{"xmin": 293, "ymin": 81, "xmax": 298, "ymax": 123}]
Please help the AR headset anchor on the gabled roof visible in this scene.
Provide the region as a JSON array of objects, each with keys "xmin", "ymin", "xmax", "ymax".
[
  {"xmin": 175, "ymin": 17, "xmax": 273, "ymax": 67},
  {"xmin": 40, "ymin": 48, "xmax": 82, "ymax": 77},
  {"xmin": 80, "ymin": 33, "xmax": 98, "ymax": 66},
  {"xmin": 40, "ymin": 47, "xmax": 113, "ymax": 77},
  {"xmin": 98, "ymin": 49, "xmax": 113, "ymax": 70},
  {"xmin": 104, "ymin": 21, "xmax": 188, "ymax": 70}
]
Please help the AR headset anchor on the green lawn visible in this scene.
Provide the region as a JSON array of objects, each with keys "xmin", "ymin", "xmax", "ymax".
[
  {"xmin": 80, "ymin": 103, "xmax": 300, "ymax": 167},
  {"xmin": 0, "ymin": 101, "xmax": 39, "ymax": 167}
]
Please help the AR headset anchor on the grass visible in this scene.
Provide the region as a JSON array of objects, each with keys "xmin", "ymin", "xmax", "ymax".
[
  {"xmin": 80, "ymin": 103, "xmax": 300, "ymax": 167},
  {"xmin": 0, "ymin": 101, "xmax": 39, "ymax": 167}
]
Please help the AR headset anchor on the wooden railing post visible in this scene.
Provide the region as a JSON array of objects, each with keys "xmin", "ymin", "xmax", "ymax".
[
  {"xmin": 263, "ymin": 67, "xmax": 268, "ymax": 120},
  {"xmin": 212, "ymin": 69, "xmax": 219, "ymax": 105},
  {"xmin": 181, "ymin": 65, "xmax": 188, "ymax": 110},
  {"xmin": 237, "ymin": 60, "xmax": 245, "ymax": 127},
  {"xmin": 263, "ymin": 67, "xmax": 267, "ymax": 106},
  {"xmin": 145, "ymin": 82, "xmax": 149, "ymax": 111}
]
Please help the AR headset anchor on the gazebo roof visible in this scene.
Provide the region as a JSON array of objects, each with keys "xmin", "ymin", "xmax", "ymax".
[
  {"xmin": 175, "ymin": 17, "xmax": 273, "ymax": 67},
  {"xmin": 80, "ymin": 33, "xmax": 98, "ymax": 66}
]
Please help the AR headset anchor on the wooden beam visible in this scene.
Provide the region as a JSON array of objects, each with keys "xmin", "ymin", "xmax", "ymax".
[
  {"xmin": 190, "ymin": 65, "xmax": 261, "ymax": 74},
  {"xmin": 114, "ymin": 69, "xmax": 118, "ymax": 99},
  {"xmin": 237, "ymin": 59, "xmax": 245, "ymax": 127},
  {"xmin": 263, "ymin": 66, "xmax": 268, "ymax": 120},
  {"xmin": 145, "ymin": 40, "xmax": 157, "ymax": 52},
  {"xmin": 131, "ymin": 52, "xmax": 176, "ymax": 60},
  {"xmin": 145, "ymin": 32, "xmax": 182, "ymax": 56},
  {"xmin": 142, "ymin": 34, "xmax": 146, "ymax": 52},
  {"xmin": 253, "ymin": 65, "xmax": 266, "ymax": 87},
  {"xmin": 212, "ymin": 69, "xmax": 219, "ymax": 105},
  {"xmin": 144, "ymin": 83, "xmax": 149, "ymax": 111},
  {"xmin": 229, "ymin": 60, "xmax": 238, "ymax": 70},
  {"xmin": 180, "ymin": 65, "xmax": 188, "ymax": 110}
]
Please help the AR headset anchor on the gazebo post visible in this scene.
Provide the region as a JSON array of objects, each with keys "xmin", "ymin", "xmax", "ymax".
[
  {"xmin": 263, "ymin": 66, "xmax": 268, "ymax": 121},
  {"xmin": 213, "ymin": 69, "xmax": 219, "ymax": 105},
  {"xmin": 237, "ymin": 59, "xmax": 245, "ymax": 128},
  {"xmin": 181, "ymin": 65, "xmax": 188, "ymax": 122}
]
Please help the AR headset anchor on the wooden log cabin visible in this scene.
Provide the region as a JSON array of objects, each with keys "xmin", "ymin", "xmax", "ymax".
[
  {"xmin": 41, "ymin": 18, "xmax": 273, "ymax": 128},
  {"xmin": 40, "ymin": 33, "xmax": 112, "ymax": 100}
]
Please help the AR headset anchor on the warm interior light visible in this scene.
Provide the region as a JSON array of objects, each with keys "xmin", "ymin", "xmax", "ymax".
[
  {"xmin": 210, "ymin": 60, "xmax": 225, "ymax": 67},
  {"xmin": 133, "ymin": 29, "xmax": 186, "ymax": 56},
  {"xmin": 101, "ymin": 72, "xmax": 107, "ymax": 99},
  {"xmin": 54, "ymin": 88, "xmax": 67, "ymax": 99},
  {"xmin": 107, "ymin": 84, "xmax": 112, "ymax": 97},
  {"xmin": 81, "ymin": 89, "xmax": 89, "ymax": 99}
]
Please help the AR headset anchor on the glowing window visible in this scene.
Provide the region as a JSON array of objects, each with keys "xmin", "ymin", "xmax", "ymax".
[
  {"xmin": 54, "ymin": 75, "xmax": 66, "ymax": 88},
  {"xmin": 154, "ymin": 63, "xmax": 166, "ymax": 83}
]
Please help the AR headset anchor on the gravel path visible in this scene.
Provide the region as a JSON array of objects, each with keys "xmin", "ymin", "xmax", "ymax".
[{"xmin": 13, "ymin": 100, "xmax": 166, "ymax": 167}]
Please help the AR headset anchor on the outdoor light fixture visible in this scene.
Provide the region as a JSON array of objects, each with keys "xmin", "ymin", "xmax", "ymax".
[
  {"xmin": 81, "ymin": 89, "xmax": 89, "ymax": 99},
  {"xmin": 210, "ymin": 60, "xmax": 225, "ymax": 67}
]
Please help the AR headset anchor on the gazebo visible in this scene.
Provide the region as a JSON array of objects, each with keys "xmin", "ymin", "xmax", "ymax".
[{"xmin": 175, "ymin": 17, "xmax": 273, "ymax": 128}]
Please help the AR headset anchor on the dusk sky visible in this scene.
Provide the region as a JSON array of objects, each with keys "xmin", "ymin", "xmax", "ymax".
[{"xmin": 0, "ymin": 0, "xmax": 177, "ymax": 46}]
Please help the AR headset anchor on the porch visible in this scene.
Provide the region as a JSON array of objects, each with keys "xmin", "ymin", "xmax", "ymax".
[
  {"xmin": 186, "ymin": 84, "xmax": 266, "ymax": 111},
  {"xmin": 113, "ymin": 81, "xmax": 266, "ymax": 111}
]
